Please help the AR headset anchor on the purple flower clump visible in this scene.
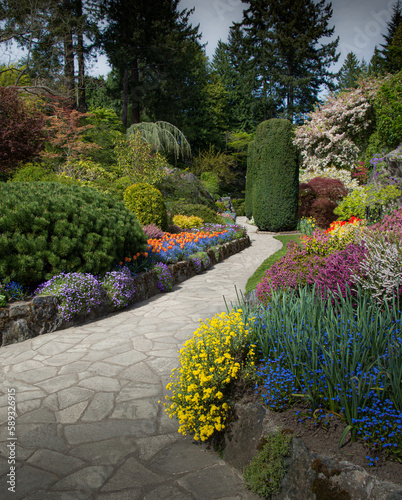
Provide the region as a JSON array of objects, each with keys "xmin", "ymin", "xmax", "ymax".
[
  {"xmin": 101, "ymin": 266, "xmax": 136, "ymax": 309},
  {"xmin": 154, "ymin": 262, "xmax": 173, "ymax": 293},
  {"xmin": 34, "ymin": 272, "xmax": 104, "ymax": 322}
]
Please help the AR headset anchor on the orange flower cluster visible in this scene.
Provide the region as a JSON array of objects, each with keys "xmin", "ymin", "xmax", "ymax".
[
  {"xmin": 325, "ymin": 215, "xmax": 362, "ymax": 234},
  {"xmin": 147, "ymin": 230, "xmax": 228, "ymax": 253},
  {"xmin": 119, "ymin": 252, "xmax": 148, "ymax": 266}
]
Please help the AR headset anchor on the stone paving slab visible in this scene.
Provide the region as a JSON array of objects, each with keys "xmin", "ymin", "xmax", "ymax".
[{"xmin": 0, "ymin": 219, "xmax": 281, "ymax": 499}]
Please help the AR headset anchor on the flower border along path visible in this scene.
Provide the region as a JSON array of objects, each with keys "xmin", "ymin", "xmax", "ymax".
[
  {"xmin": 0, "ymin": 236, "xmax": 251, "ymax": 348},
  {"xmin": 0, "ymin": 218, "xmax": 281, "ymax": 499}
]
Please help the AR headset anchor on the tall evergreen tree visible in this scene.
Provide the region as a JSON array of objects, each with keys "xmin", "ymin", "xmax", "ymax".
[
  {"xmin": 0, "ymin": 0, "xmax": 94, "ymax": 107},
  {"xmin": 97, "ymin": 0, "xmax": 200, "ymax": 128},
  {"xmin": 212, "ymin": 27, "xmax": 263, "ymax": 130},
  {"xmin": 337, "ymin": 52, "xmax": 367, "ymax": 90},
  {"xmin": 377, "ymin": 0, "xmax": 402, "ymax": 74},
  {"xmin": 238, "ymin": 0, "xmax": 339, "ymax": 123}
]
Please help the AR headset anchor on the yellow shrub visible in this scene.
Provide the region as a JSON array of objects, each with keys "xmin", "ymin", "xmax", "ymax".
[
  {"xmin": 164, "ymin": 310, "xmax": 256, "ymax": 441},
  {"xmin": 173, "ymin": 214, "xmax": 203, "ymax": 229}
]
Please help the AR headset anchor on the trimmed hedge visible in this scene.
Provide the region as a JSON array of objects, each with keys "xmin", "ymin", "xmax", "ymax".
[{"xmin": 246, "ymin": 119, "xmax": 299, "ymax": 231}]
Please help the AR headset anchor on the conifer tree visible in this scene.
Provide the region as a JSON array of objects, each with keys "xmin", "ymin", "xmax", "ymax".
[
  {"xmin": 238, "ymin": 0, "xmax": 339, "ymax": 123},
  {"xmin": 337, "ymin": 52, "xmax": 367, "ymax": 90}
]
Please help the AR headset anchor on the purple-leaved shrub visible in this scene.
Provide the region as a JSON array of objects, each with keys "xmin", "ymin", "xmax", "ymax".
[
  {"xmin": 34, "ymin": 272, "xmax": 104, "ymax": 322},
  {"xmin": 101, "ymin": 267, "xmax": 136, "ymax": 309}
]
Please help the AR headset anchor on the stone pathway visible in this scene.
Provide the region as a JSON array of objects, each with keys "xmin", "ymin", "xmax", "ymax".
[{"xmin": 0, "ymin": 219, "xmax": 282, "ymax": 500}]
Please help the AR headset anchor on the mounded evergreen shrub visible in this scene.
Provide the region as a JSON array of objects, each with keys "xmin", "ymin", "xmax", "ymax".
[
  {"xmin": 247, "ymin": 119, "xmax": 299, "ymax": 231},
  {"xmin": 124, "ymin": 183, "xmax": 168, "ymax": 230},
  {"xmin": 0, "ymin": 182, "xmax": 147, "ymax": 286}
]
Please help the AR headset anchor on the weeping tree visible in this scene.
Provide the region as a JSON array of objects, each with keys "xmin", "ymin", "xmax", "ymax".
[{"xmin": 127, "ymin": 121, "xmax": 191, "ymax": 164}]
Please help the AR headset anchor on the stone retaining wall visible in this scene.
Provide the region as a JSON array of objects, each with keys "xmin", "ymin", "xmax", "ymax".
[
  {"xmin": 222, "ymin": 401, "xmax": 402, "ymax": 500},
  {"xmin": 0, "ymin": 236, "xmax": 251, "ymax": 347}
]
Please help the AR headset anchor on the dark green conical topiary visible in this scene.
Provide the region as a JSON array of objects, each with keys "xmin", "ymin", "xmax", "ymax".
[{"xmin": 246, "ymin": 119, "xmax": 299, "ymax": 231}]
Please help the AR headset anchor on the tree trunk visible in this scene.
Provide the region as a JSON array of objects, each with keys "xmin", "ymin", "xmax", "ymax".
[
  {"xmin": 131, "ymin": 59, "xmax": 140, "ymax": 124},
  {"xmin": 63, "ymin": 0, "xmax": 76, "ymax": 105},
  {"xmin": 122, "ymin": 67, "xmax": 129, "ymax": 128},
  {"xmin": 76, "ymin": 0, "xmax": 86, "ymax": 112}
]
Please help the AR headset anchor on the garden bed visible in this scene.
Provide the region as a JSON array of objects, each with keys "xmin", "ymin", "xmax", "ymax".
[
  {"xmin": 219, "ymin": 388, "xmax": 402, "ymax": 499},
  {"xmin": 0, "ymin": 235, "xmax": 251, "ymax": 347}
]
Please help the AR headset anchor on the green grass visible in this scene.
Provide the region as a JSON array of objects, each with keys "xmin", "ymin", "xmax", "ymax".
[{"xmin": 245, "ymin": 234, "xmax": 301, "ymax": 293}]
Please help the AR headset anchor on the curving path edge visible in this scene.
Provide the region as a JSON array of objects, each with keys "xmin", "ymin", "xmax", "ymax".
[{"xmin": 0, "ymin": 218, "xmax": 282, "ymax": 500}]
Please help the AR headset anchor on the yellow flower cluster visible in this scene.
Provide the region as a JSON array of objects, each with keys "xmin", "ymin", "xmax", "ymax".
[
  {"xmin": 172, "ymin": 214, "xmax": 204, "ymax": 230},
  {"xmin": 164, "ymin": 309, "xmax": 256, "ymax": 441}
]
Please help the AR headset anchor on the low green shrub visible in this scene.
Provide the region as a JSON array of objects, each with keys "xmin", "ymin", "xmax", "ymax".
[
  {"xmin": 0, "ymin": 182, "xmax": 147, "ymax": 287},
  {"xmin": 243, "ymin": 431, "xmax": 292, "ymax": 497},
  {"xmin": 124, "ymin": 183, "xmax": 168, "ymax": 230}
]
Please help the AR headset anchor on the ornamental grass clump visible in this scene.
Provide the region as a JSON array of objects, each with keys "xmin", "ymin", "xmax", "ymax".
[
  {"xmin": 101, "ymin": 267, "xmax": 136, "ymax": 310},
  {"xmin": 34, "ymin": 272, "xmax": 104, "ymax": 322},
  {"xmin": 164, "ymin": 310, "xmax": 256, "ymax": 441}
]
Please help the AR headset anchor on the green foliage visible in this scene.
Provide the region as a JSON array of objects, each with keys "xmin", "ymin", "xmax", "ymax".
[
  {"xmin": 245, "ymin": 235, "xmax": 301, "ymax": 293},
  {"xmin": 243, "ymin": 431, "xmax": 292, "ymax": 498},
  {"xmin": 155, "ymin": 169, "xmax": 216, "ymax": 209},
  {"xmin": 10, "ymin": 163, "xmax": 58, "ymax": 182},
  {"xmin": 249, "ymin": 119, "xmax": 299, "ymax": 231},
  {"xmin": 83, "ymin": 107, "xmax": 124, "ymax": 166},
  {"xmin": 191, "ymin": 145, "xmax": 236, "ymax": 186},
  {"xmin": 127, "ymin": 121, "xmax": 191, "ymax": 162},
  {"xmin": 245, "ymin": 140, "xmax": 256, "ymax": 219},
  {"xmin": 373, "ymin": 70, "xmax": 402, "ymax": 151},
  {"xmin": 232, "ymin": 198, "xmax": 245, "ymax": 217},
  {"xmin": 200, "ymin": 172, "xmax": 220, "ymax": 198},
  {"xmin": 124, "ymin": 183, "xmax": 168, "ymax": 230},
  {"xmin": 334, "ymin": 184, "xmax": 401, "ymax": 220},
  {"xmin": 167, "ymin": 202, "xmax": 221, "ymax": 224},
  {"xmin": 114, "ymin": 131, "xmax": 169, "ymax": 185},
  {"xmin": 0, "ymin": 182, "xmax": 147, "ymax": 286}
]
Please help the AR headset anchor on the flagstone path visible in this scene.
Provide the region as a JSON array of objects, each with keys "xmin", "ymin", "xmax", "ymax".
[{"xmin": 0, "ymin": 218, "xmax": 282, "ymax": 500}]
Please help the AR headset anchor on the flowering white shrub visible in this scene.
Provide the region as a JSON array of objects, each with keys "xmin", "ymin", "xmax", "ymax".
[
  {"xmin": 294, "ymin": 78, "xmax": 383, "ymax": 171},
  {"xmin": 353, "ymin": 231, "xmax": 402, "ymax": 304},
  {"xmin": 299, "ymin": 165, "xmax": 359, "ymax": 192}
]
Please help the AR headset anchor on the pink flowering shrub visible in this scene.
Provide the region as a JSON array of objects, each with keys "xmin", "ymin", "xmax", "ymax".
[
  {"xmin": 294, "ymin": 78, "xmax": 382, "ymax": 171},
  {"xmin": 255, "ymin": 241, "xmax": 366, "ymax": 305},
  {"xmin": 142, "ymin": 224, "xmax": 165, "ymax": 240}
]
